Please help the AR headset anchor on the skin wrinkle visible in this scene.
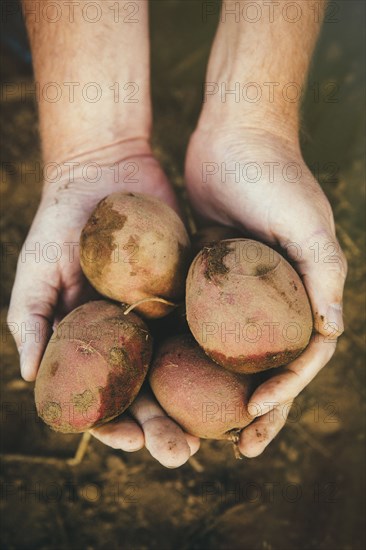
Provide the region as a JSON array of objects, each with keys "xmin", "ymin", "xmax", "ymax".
[
  {"xmin": 50, "ymin": 137, "xmax": 153, "ymax": 167},
  {"xmin": 44, "ymin": 151, "xmax": 155, "ymax": 201}
]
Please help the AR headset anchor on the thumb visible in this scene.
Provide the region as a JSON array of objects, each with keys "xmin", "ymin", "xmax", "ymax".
[
  {"xmin": 286, "ymin": 231, "xmax": 347, "ymax": 338},
  {"xmin": 7, "ymin": 267, "xmax": 59, "ymax": 381}
]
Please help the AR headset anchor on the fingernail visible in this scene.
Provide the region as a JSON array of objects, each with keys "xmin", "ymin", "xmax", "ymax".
[
  {"xmin": 19, "ymin": 347, "xmax": 31, "ymax": 381},
  {"xmin": 247, "ymin": 401, "xmax": 261, "ymax": 418},
  {"xmin": 19, "ymin": 347, "xmax": 26, "ymax": 377},
  {"xmin": 126, "ymin": 445, "xmax": 144, "ymax": 452},
  {"xmin": 326, "ymin": 303, "xmax": 344, "ymax": 333},
  {"xmin": 247, "ymin": 401, "xmax": 273, "ymax": 418}
]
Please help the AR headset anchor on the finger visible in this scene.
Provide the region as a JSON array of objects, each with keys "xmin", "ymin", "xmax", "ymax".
[
  {"xmin": 248, "ymin": 334, "xmax": 336, "ymax": 417},
  {"xmin": 284, "ymin": 229, "xmax": 347, "ymax": 338},
  {"xmin": 139, "ymin": 417, "xmax": 192, "ymax": 468},
  {"xmin": 129, "ymin": 389, "xmax": 191, "ymax": 468},
  {"xmin": 7, "ymin": 264, "xmax": 59, "ymax": 381},
  {"xmin": 239, "ymin": 403, "xmax": 292, "ymax": 458},
  {"xmin": 90, "ymin": 415, "xmax": 144, "ymax": 452}
]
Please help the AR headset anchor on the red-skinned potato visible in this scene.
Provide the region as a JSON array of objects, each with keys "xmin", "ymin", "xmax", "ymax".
[
  {"xmin": 35, "ymin": 300, "xmax": 152, "ymax": 433},
  {"xmin": 186, "ymin": 239, "xmax": 313, "ymax": 374},
  {"xmin": 149, "ymin": 335, "xmax": 254, "ymax": 440},
  {"xmin": 80, "ymin": 192, "xmax": 191, "ymax": 318}
]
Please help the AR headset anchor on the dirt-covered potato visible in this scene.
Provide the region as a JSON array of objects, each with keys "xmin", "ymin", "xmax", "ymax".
[
  {"xmin": 186, "ymin": 239, "xmax": 313, "ymax": 374},
  {"xmin": 80, "ymin": 192, "xmax": 191, "ymax": 318},
  {"xmin": 35, "ymin": 300, "xmax": 152, "ymax": 433}
]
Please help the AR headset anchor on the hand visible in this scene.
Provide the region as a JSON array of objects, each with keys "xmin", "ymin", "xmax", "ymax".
[
  {"xmin": 185, "ymin": 124, "xmax": 347, "ymax": 457},
  {"xmin": 7, "ymin": 143, "xmax": 199, "ymax": 467}
]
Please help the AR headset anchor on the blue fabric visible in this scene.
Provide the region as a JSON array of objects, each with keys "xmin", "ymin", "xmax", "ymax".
[{"xmin": 1, "ymin": 0, "xmax": 32, "ymax": 65}]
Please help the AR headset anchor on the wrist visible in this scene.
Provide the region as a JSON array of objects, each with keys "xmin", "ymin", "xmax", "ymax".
[
  {"xmin": 40, "ymin": 137, "xmax": 154, "ymax": 200},
  {"xmin": 194, "ymin": 104, "xmax": 300, "ymax": 148},
  {"xmin": 199, "ymin": 0, "xmax": 323, "ymax": 141},
  {"xmin": 40, "ymin": 96, "xmax": 152, "ymax": 167},
  {"xmin": 198, "ymin": 65, "xmax": 301, "ymax": 141}
]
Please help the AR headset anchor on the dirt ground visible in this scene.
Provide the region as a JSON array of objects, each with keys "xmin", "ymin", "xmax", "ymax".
[{"xmin": 1, "ymin": 1, "xmax": 365, "ymax": 549}]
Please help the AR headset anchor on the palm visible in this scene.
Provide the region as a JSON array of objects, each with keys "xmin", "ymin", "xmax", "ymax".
[{"xmin": 186, "ymin": 128, "xmax": 331, "ymax": 244}]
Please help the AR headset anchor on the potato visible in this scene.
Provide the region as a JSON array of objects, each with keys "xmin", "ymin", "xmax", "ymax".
[
  {"xmin": 35, "ymin": 300, "xmax": 152, "ymax": 433},
  {"xmin": 186, "ymin": 239, "xmax": 313, "ymax": 374},
  {"xmin": 149, "ymin": 335, "xmax": 254, "ymax": 440},
  {"xmin": 80, "ymin": 192, "xmax": 191, "ymax": 318}
]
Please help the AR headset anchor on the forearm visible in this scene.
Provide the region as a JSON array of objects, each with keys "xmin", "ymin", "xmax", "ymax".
[
  {"xmin": 201, "ymin": 0, "xmax": 327, "ymax": 137},
  {"xmin": 23, "ymin": 0, "xmax": 151, "ymax": 164}
]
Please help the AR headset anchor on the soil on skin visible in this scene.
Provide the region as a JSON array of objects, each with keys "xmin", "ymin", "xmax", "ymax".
[
  {"xmin": 1, "ymin": 2, "xmax": 365, "ymax": 549},
  {"xmin": 202, "ymin": 242, "xmax": 231, "ymax": 282}
]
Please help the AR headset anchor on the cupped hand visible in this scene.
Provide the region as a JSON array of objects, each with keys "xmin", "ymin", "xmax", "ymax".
[
  {"xmin": 7, "ymin": 145, "xmax": 199, "ymax": 467},
  {"xmin": 185, "ymin": 125, "xmax": 347, "ymax": 457}
]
